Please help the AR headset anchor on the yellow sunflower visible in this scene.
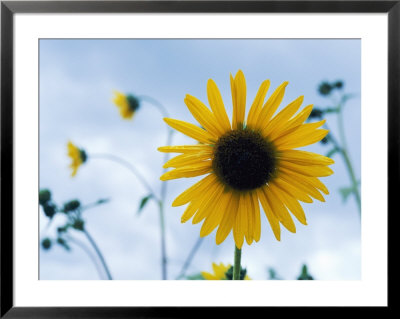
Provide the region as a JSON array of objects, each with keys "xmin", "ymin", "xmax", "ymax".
[
  {"xmin": 67, "ymin": 141, "xmax": 87, "ymax": 177},
  {"xmin": 201, "ymin": 262, "xmax": 251, "ymax": 280},
  {"xmin": 158, "ymin": 70, "xmax": 334, "ymax": 249},
  {"xmin": 112, "ymin": 91, "xmax": 140, "ymax": 120}
]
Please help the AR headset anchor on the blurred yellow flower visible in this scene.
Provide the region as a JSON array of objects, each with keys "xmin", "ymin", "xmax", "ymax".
[
  {"xmin": 112, "ymin": 91, "xmax": 140, "ymax": 120},
  {"xmin": 159, "ymin": 70, "xmax": 334, "ymax": 249},
  {"xmin": 67, "ymin": 141, "xmax": 87, "ymax": 177},
  {"xmin": 201, "ymin": 262, "xmax": 250, "ymax": 280}
]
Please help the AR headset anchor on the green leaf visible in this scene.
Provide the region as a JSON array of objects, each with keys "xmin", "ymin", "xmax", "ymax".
[
  {"xmin": 96, "ymin": 198, "xmax": 110, "ymax": 205},
  {"xmin": 186, "ymin": 273, "xmax": 204, "ymax": 280},
  {"xmin": 339, "ymin": 186, "xmax": 354, "ymax": 203},
  {"xmin": 324, "ymin": 107, "xmax": 339, "ymax": 114},
  {"xmin": 137, "ymin": 195, "xmax": 153, "ymax": 215},
  {"xmin": 297, "ymin": 264, "xmax": 314, "ymax": 280}
]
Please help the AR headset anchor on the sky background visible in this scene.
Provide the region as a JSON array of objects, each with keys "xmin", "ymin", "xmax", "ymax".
[{"xmin": 39, "ymin": 39, "xmax": 361, "ymax": 280}]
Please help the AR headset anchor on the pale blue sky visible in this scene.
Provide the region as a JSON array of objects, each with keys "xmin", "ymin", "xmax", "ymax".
[{"xmin": 39, "ymin": 39, "xmax": 361, "ymax": 280}]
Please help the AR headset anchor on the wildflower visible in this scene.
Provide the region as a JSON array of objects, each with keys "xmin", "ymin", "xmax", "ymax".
[
  {"xmin": 201, "ymin": 262, "xmax": 250, "ymax": 280},
  {"xmin": 112, "ymin": 91, "xmax": 140, "ymax": 120},
  {"xmin": 67, "ymin": 141, "xmax": 87, "ymax": 177},
  {"xmin": 159, "ymin": 70, "xmax": 334, "ymax": 248}
]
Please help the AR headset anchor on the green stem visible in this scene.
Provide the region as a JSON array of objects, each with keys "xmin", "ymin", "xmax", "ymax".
[
  {"xmin": 90, "ymin": 153, "xmax": 159, "ymax": 202},
  {"xmin": 139, "ymin": 96, "xmax": 174, "ymax": 280},
  {"xmin": 83, "ymin": 228, "xmax": 113, "ymax": 280},
  {"xmin": 176, "ymin": 237, "xmax": 204, "ymax": 280},
  {"xmin": 232, "ymin": 246, "xmax": 242, "ymax": 280},
  {"xmin": 158, "ymin": 200, "xmax": 167, "ymax": 280},
  {"xmin": 336, "ymin": 101, "xmax": 361, "ymax": 214},
  {"xmin": 341, "ymin": 148, "xmax": 361, "ymax": 213},
  {"xmin": 65, "ymin": 235, "xmax": 105, "ymax": 280}
]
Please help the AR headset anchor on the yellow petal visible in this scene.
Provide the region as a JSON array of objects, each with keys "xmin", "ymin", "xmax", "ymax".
[
  {"xmin": 257, "ymin": 188, "xmax": 281, "ymax": 241},
  {"xmin": 185, "ymin": 95, "xmax": 225, "ymax": 137},
  {"xmin": 274, "ymin": 177, "xmax": 313, "ymax": 203},
  {"xmin": 164, "ymin": 118, "xmax": 215, "ymax": 144},
  {"xmin": 273, "ymin": 119, "xmax": 326, "ymax": 144},
  {"xmin": 250, "ymin": 191, "xmax": 261, "ymax": 242},
  {"xmin": 269, "ymin": 104, "xmax": 313, "ymax": 141},
  {"xmin": 160, "ymin": 162, "xmax": 212, "ymax": 181},
  {"xmin": 263, "ymin": 95, "xmax": 304, "ymax": 136},
  {"xmin": 216, "ymin": 194, "xmax": 239, "ymax": 245},
  {"xmin": 231, "ymin": 70, "xmax": 246, "ymax": 130},
  {"xmin": 163, "ymin": 153, "xmax": 212, "ymax": 169},
  {"xmin": 200, "ymin": 191, "xmax": 232, "ymax": 238},
  {"xmin": 181, "ymin": 201, "xmax": 200, "ymax": 223},
  {"xmin": 172, "ymin": 174, "xmax": 217, "ymax": 207},
  {"xmin": 158, "ymin": 145, "xmax": 213, "ymax": 154},
  {"xmin": 268, "ymin": 183, "xmax": 307, "ymax": 225},
  {"xmin": 279, "ymin": 168, "xmax": 326, "ymax": 202},
  {"xmin": 201, "ymin": 272, "xmax": 218, "ymax": 280},
  {"xmin": 279, "ymin": 160, "xmax": 334, "ymax": 177},
  {"xmin": 180, "ymin": 180, "xmax": 220, "ymax": 223},
  {"xmin": 278, "ymin": 149, "xmax": 334, "ymax": 166},
  {"xmin": 247, "ymin": 80, "xmax": 270, "ymax": 128},
  {"xmin": 193, "ymin": 183, "xmax": 224, "ymax": 224},
  {"xmin": 263, "ymin": 186, "xmax": 296, "ymax": 233},
  {"xmin": 245, "ymin": 193, "xmax": 254, "ymax": 245},
  {"xmin": 233, "ymin": 194, "xmax": 247, "ymax": 249},
  {"xmin": 207, "ymin": 79, "xmax": 231, "ymax": 132},
  {"xmin": 255, "ymin": 81, "xmax": 289, "ymax": 131}
]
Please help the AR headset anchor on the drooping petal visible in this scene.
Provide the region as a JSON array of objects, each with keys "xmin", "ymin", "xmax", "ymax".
[
  {"xmin": 257, "ymin": 188, "xmax": 281, "ymax": 241},
  {"xmin": 200, "ymin": 191, "xmax": 232, "ymax": 238},
  {"xmin": 216, "ymin": 194, "xmax": 239, "ymax": 245},
  {"xmin": 233, "ymin": 193, "xmax": 247, "ymax": 249},
  {"xmin": 244, "ymin": 193, "xmax": 254, "ymax": 245},
  {"xmin": 278, "ymin": 170, "xmax": 326, "ymax": 202},
  {"xmin": 279, "ymin": 168, "xmax": 326, "ymax": 202},
  {"xmin": 192, "ymin": 183, "xmax": 225, "ymax": 224},
  {"xmin": 268, "ymin": 183, "xmax": 307, "ymax": 225},
  {"xmin": 251, "ymin": 191, "xmax": 261, "ymax": 242},
  {"xmin": 273, "ymin": 177, "xmax": 313, "ymax": 203},
  {"xmin": 263, "ymin": 186, "xmax": 296, "ymax": 233}
]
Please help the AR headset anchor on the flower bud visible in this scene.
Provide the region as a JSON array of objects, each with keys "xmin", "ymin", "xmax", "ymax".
[
  {"xmin": 41, "ymin": 238, "xmax": 52, "ymax": 250},
  {"xmin": 63, "ymin": 200, "xmax": 81, "ymax": 212},
  {"xmin": 43, "ymin": 203, "xmax": 56, "ymax": 218},
  {"xmin": 39, "ymin": 189, "xmax": 51, "ymax": 206},
  {"xmin": 318, "ymin": 82, "xmax": 332, "ymax": 96},
  {"xmin": 72, "ymin": 219, "xmax": 85, "ymax": 231}
]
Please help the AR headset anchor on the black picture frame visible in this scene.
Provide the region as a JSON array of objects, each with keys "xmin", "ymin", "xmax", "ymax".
[{"xmin": 1, "ymin": 0, "xmax": 396, "ymax": 317}]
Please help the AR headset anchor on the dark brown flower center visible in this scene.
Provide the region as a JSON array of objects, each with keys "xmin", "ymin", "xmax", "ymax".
[{"xmin": 212, "ymin": 128, "xmax": 277, "ymax": 191}]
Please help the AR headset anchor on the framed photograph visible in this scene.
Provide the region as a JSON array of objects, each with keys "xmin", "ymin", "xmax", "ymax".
[{"xmin": 1, "ymin": 0, "xmax": 395, "ymax": 317}]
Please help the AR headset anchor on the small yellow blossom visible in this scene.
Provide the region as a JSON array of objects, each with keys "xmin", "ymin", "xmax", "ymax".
[
  {"xmin": 67, "ymin": 141, "xmax": 87, "ymax": 177},
  {"xmin": 201, "ymin": 262, "xmax": 250, "ymax": 280},
  {"xmin": 112, "ymin": 91, "xmax": 140, "ymax": 120}
]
